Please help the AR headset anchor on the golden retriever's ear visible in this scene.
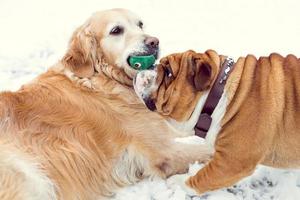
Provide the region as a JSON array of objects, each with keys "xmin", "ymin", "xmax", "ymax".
[
  {"xmin": 191, "ymin": 53, "xmax": 217, "ymax": 91},
  {"xmin": 62, "ymin": 25, "xmax": 98, "ymax": 78}
]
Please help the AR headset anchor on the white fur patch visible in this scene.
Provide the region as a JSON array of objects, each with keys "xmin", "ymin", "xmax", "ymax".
[
  {"xmin": 205, "ymin": 91, "xmax": 228, "ymax": 147},
  {"xmin": 174, "ymin": 136, "xmax": 206, "ymax": 145},
  {"xmin": 166, "ymin": 91, "xmax": 209, "ymax": 137},
  {"xmin": 169, "ymin": 91, "xmax": 228, "ymax": 148},
  {"xmin": 112, "ymin": 146, "xmax": 154, "ymax": 187}
]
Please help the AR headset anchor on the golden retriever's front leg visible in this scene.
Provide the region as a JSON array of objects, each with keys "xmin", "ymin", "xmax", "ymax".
[{"xmin": 146, "ymin": 140, "xmax": 213, "ymax": 178}]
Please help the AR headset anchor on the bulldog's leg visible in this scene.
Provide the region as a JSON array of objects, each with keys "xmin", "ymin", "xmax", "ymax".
[
  {"xmin": 179, "ymin": 135, "xmax": 265, "ymax": 195},
  {"xmin": 166, "ymin": 151, "xmax": 260, "ymax": 196},
  {"xmin": 187, "ymin": 153, "xmax": 257, "ymax": 194}
]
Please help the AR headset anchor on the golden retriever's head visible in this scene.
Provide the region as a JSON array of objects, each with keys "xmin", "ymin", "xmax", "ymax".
[
  {"xmin": 134, "ymin": 50, "xmax": 221, "ymax": 121},
  {"xmin": 62, "ymin": 9, "xmax": 159, "ymax": 84}
]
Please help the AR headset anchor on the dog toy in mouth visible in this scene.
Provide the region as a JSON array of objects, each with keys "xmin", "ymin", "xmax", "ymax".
[{"xmin": 128, "ymin": 55, "xmax": 156, "ymax": 70}]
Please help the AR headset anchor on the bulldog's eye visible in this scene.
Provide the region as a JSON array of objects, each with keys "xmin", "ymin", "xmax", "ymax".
[
  {"xmin": 110, "ymin": 26, "xmax": 124, "ymax": 35},
  {"xmin": 138, "ymin": 21, "xmax": 143, "ymax": 29},
  {"xmin": 164, "ymin": 66, "xmax": 173, "ymax": 78}
]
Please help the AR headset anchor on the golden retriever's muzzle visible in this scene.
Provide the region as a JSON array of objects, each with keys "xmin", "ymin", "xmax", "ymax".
[
  {"xmin": 145, "ymin": 36, "xmax": 159, "ymax": 57},
  {"xmin": 127, "ymin": 36, "xmax": 160, "ymax": 66}
]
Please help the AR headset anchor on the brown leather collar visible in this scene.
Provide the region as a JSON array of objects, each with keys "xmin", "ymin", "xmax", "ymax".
[{"xmin": 194, "ymin": 57, "xmax": 235, "ymax": 138}]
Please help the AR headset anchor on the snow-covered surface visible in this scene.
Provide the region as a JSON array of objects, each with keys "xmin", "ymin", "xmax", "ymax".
[{"xmin": 1, "ymin": 0, "xmax": 300, "ymax": 199}]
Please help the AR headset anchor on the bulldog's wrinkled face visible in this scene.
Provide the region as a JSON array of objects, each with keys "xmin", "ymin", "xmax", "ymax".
[{"xmin": 134, "ymin": 50, "xmax": 220, "ymax": 121}]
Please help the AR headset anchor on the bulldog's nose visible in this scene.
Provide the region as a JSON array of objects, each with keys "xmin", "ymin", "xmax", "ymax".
[{"xmin": 144, "ymin": 36, "xmax": 159, "ymax": 49}]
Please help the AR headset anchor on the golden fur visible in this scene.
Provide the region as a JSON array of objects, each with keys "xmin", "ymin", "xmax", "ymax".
[
  {"xmin": 0, "ymin": 10, "xmax": 211, "ymax": 200},
  {"xmin": 134, "ymin": 50, "xmax": 300, "ymax": 194}
]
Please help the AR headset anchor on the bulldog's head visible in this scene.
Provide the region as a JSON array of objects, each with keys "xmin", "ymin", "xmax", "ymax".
[{"xmin": 134, "ymin": 50, "xmax": 221, "ymax": 121}]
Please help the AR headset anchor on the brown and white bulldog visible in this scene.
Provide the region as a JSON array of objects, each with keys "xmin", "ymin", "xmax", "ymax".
[{"xmin": 134, "ymin": 50, "xmax": 300, "ymax": 195}]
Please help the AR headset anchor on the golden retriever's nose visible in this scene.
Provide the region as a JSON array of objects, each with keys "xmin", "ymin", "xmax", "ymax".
[{"xmin": 145, "ymin": 37, "xmax": 159, "ymax": 49}]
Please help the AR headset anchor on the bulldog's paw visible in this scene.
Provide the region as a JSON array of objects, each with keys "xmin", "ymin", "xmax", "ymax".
[
  {"xmin": 167, "ymin": 174, "xmax": 199, "ymax": 196},
  {"xmin": 134, "ymin": 70, "xmax": 157, "ymax": 99}
]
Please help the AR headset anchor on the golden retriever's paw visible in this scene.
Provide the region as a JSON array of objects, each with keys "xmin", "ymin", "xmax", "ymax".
[
  {"xmin": 77, "ymin": 78, "xmax": 94, "ymax": 89},
  {"xmin": 64, "ymin": 69, "xmax": 95, "ymax": 89},
  {"xmin": 167, "ymin": 174, "xmax": 199, "ymax": 196}
]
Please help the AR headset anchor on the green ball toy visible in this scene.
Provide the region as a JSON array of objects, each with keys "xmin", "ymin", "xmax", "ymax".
[{"xmin": 128, "ymin": 55, "xmax": 156, "ymax": 70}]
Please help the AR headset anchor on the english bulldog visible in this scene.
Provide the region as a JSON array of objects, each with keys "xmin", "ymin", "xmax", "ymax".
[{"xmin": 134, "ymin": 50, "xmax": 300, "ymax": 195}]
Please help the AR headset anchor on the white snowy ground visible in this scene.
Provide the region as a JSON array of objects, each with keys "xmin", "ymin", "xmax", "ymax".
[{"xmin": 1, "ymin": 0, "xmax": 300, "ymax": 199}]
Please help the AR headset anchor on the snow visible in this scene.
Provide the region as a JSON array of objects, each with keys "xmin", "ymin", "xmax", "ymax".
[{"xmin": 1, "ymin": 0, "xmax": 300, "ymax": 199}]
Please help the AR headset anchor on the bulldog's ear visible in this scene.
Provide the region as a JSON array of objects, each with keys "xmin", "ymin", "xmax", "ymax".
[
  {"xmin": 192, "ymin": 56, "xmax": 214, "ymax": 91},
  {"xmin": 62, "ymin": 25, "xmax": 98, "ymax": 78}
]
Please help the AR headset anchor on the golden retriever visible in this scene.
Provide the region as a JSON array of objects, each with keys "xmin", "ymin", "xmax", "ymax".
[{"xmin": 0, "ymin": 9, "xmax": 211, "ymax": 200}]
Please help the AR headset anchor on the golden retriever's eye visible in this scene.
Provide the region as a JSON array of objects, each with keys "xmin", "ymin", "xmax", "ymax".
[
  {"xmin": 138, "ymin": 21, "xmax": 143, "ymax": 29},
  {"xmin": 110, "ymin": 26, "xmax": 124, "ymax": 35}
]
